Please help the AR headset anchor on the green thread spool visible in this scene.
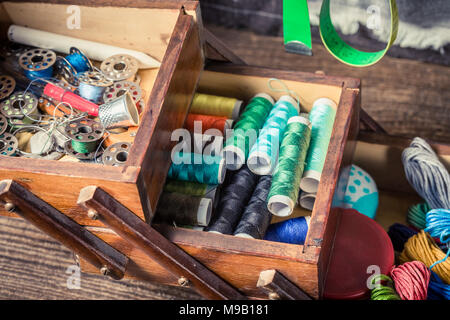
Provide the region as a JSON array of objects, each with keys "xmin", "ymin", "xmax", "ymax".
[
  {"xmin": 300, "ymin": 98, "xmax": 337, "ymax": 194},
  {"xmin": 71, "ymin": 139, "xmax": 98, "ymax": 153},
  {"xmin": 407, "ymin": 202, "xmax": 430, "ymax": 230},
  {"xmin": 370, "ymin": 274, "xmax": 401, "ymax": 300},
  {"xmin": 164, "ymin": 179, "xmax": 219, "ymax": 209},
  {"xmin": 222, "ymin": 93, "xmax": 274, "ymax": 170},
  {"xmin": 268, "ymin": 115, "xmax": 311, "ymax": 217},
  {"xmin": 168, "ymin": 152, "xmax": 226, "ymax": 185},
  {"xmin": 190, "ymin": 93, "xmax": 244, "ymax": 120}
]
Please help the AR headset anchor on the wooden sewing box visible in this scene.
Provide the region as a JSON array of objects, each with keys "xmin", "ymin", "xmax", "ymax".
[{"xmin": 0, "ymin": 0, "xmax": 448, "ymax": 300}]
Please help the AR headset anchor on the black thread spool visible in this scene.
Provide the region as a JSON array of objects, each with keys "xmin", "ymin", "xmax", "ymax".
[
  {"xmin": 233, "ymin": 175, "xmax": 273, "ymax": 239},
  {"xmin": 205, "ymin": 164, "xmax": 258, "ymax": 234},
  {"xmin": 175, "ymin": 131, "xmax": 224, "ymax": 157},
  {"xmin": 155, "ymin": 192, "xmax": 212, "ymax": 227}
]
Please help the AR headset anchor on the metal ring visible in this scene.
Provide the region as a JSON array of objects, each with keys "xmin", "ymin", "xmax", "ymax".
[
  {"xmin": 1, "ymin": 91, "xmax": 38, "ymax": 119},
  {"xmin": 0, "ymin": 76, "xmax": 15, "ymax": 100},
  {"xmin": 19, "ymin": 48, "xmax": 56, "ymax": 71},
  {"xmin": 102, "ymin": 142, "xmax": 131, "ymax": 166},
  {"xmin": 78, "ymin": 71, "xmax": 113, "ymax": 87},
  {"xmin": 64, "ymin": 140, "xmax": 103, "ymax": 160},
  {"xmin": 64, "ymin": 118, "xmax": 104, "ymax": 143},
  {"xmin": 100, "ymin": 54, "xmax": 139, "ymax": 82},
  {"xmin": 0, "ymin": 132, "xmax": 18, "ymax": 156}
]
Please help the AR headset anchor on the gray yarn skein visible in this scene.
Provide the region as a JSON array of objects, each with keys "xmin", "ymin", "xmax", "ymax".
[{"xmin": 402, "ymin": 137, "xmax": 450, "ymax": 210}]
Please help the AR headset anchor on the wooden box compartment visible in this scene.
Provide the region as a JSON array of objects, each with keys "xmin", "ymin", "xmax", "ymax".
[
  {"xmin": 0, "ymin": 1, "xmax": 204, "ymax": 225},
  {"xmin": 81, "ymin": 65, "xmax": 362, "ymax": 299}
]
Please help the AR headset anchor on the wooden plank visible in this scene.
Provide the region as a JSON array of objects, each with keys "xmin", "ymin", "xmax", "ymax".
[
  {"xmin": 128, "ymin": 11, "xmax": 204, "ymax": 218},
  {"xmin": 203, "ymin": 28, "xmax": 246, "ymax": 65},
  {"xmin": 77, "ymin": 186, "xmax": 246, "ymax": 300},
  {"xmin": 0, "ymin": 180, "xmax": 129, "ymax": 279}
]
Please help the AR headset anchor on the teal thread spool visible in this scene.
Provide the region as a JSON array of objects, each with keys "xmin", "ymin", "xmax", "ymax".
[
  {"xmin": 300, "ymin": 98, "xmax": 337, "ymax": 193},
  {"xmin": 267, "ymin": 115, "xmax": 311, "ymax": 217},
  {"xmin": 168, "ymin": 152, "xmax": 226, "ymax": 185},
  {"xmin": 247, "ymin": 95, "xmax": 299, "ymax": 175},
  {"xmin": 222, "ymin": 93, "xmax": 274, "ymax": 170}
]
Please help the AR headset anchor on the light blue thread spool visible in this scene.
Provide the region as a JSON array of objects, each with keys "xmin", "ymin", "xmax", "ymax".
[
  {"xmin": 300, "ymin": 98, "xmax": 337, "ymax": 193},
  {"xmin": 247, "ymin": 95, "xmax": 299, "ymax": 175},
  {"xmin": 77, "ymin": 71, "xmax": 112, "ymax": 104}
]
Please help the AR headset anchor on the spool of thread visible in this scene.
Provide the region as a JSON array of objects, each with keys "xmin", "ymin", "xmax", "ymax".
[
  {"xmin": 400, "ymin": 230, "xmax": 450, "ymax": 284},
  {"xmin": 63, "ymin": 47, "xmax": 93, "ymax": 73},
  {"xmin": 370, "ymin": 274, "xmax": 401, "ymax": 300},
  {"xmin": 206, "ymin": 165, "xmax": 258, "ymax": 235},
  {"xmin": 387, "ymin": 223, "xmax": 418, "ymax": 252},
  {"xmin": 300, "ymin": 98, "xmax": 337, "ymax": 194},
  {"xmin": 298, "ymin": 191, "xmax": 316, "ymax": 211},
  {"xmin": 168, "ymin": 152, "xmax": 226, "ymax": 185},
  {"xmin": 263, "ymin": 216, "xmax": 311, "ymax": 245},
  {"xmin": 247, "ymin": 95, "xmax": 299, "ymax": 175},
  {"xmin": 163, "ymin": 179, "xmax": 219, "ymax": 209},
  {"xmin": 234, "ymin": 175, "xmax": 272, "ymax": 239},
  {"xmin": 155, "ymin": 192, "xmax": 212, "ymax": 227},
  {"xmin": 407, "ymin": 202, "xmax": 430, "ymax": 230},
  {"xmin": 185, "ymin": 113, "xmax": 233, "ymax": 136},
  {"xmin": 390, "ymin": 261, "xmax": 430, "ymax": 300},
  {"xmin": 77, "ymin": 71, "xmax": 113, "ymax": 104},
  {"xmin": 267, "ymin": 115, "xmax": 311, "ymax": 217},
  {"xmin": 222, "ymin": 93, "xmax": 274, "ymax": 170},
  {"xmin": 190, "ymin": 93, "xmax": 244, "ymax": 120},
  {"xmin": 402, "ymin": 137, "xmax": 450, "ymax": 210},
  {"xmin": 425, "ymin": 209, "xmax": 450, "ymax": 246},
  {"xmin": 18, "ymin": 48, "xmax": 56, "ymax": 81}
]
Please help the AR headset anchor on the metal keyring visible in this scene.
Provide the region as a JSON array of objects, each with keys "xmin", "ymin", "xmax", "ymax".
[
  {"xmin": 0, "ymin": 132, "xmax": 18, "ymax": 156},
  {"xmin": 19, "ymin": 48, "xmax": 56, "ymax": 72},
  {"xmin": 100, "ymin": 54, "xmax": 139, "ymax": 82}
]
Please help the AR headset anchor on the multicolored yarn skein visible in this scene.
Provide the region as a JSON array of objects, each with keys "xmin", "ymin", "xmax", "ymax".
[{"xmin": 390, "ymin": 261, "xmax": 430, "ymax": 300}]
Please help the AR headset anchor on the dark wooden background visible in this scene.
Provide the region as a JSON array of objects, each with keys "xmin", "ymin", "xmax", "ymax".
[{"xmin": 0, "ymin": 25, "xmax": 448, "ymax": 300}]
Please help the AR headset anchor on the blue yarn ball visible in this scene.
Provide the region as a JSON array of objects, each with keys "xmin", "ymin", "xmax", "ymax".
[{"xmin": 264, "ymin": 216, "xmax": 309, "ymax": 245}]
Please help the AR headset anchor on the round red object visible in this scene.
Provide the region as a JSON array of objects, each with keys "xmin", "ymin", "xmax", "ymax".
[{"xmin": 323, "ymin": 209, "xmax": 394, "ymax": 300}]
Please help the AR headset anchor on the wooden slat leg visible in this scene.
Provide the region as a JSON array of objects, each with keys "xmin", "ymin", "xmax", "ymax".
[
  {"xmin": 257, "ymin": 269, "xmax": 313, "ymax": 300},
  {"xmin": 77, "ymin": 185, "xmax": 247, "ymax": 300},
  {"xmin": 0, "ymin": 180, "xmax": 129, "ymax": 280}
]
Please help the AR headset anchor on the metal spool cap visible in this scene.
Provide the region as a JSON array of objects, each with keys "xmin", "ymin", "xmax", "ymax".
[
  {"xmin": 0, "ymin": 91, "xmax": 38, "ymax": 119},
  {"xmin": 64, "ymin": 118, "xmax": 104, "ymax": 143},
  {"xmin": 0, "ymin": 76, "xmax": 15, "ymax": 100},
  {"xmin": 100, "ymin": 54, "xmax": 139, "ymax": 82},
  {"xmin": 103, "ymin": 80, "xmax": 144, "ymax": 109},
  {"xmin": 102, "ymin": 142, "xmax": 131, "ymax": 166},
  {"xmin": 78, "ymin": 71, "xmax": 113, "ymax": 88},
  {"xmin": 0, "ymin": 132, "xmax": 18, "ymax": 156},
  {"xmin": 19, "ymin": 48, "xmax": 56, "ymax": 72},
  {"xmin": 0, "ymin": 114, "xmax": 7, "ymax": 135}
]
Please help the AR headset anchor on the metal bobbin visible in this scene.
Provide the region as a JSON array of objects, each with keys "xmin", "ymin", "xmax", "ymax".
[
  {"xmin": 100, "ymin": 54, "xmax": 139, "ymax": 82},
  {"xmin": 56, "ymin": 47, "xmax": 93, "ymax": 85},
  {"xmin": 103, "ymin": 80, "xmax": 144, "ymax": 110},
  {"xmin": 0, "ymin": 132, "xmax": 18, "ymax": 156},
  {"xmin": 19, "ymin": 48, "xmax": 56, "ymax": 72},
  {"xmin": 0, "ymin": 114, "xmax": 7, "ymax": 135},
  {"xmin": 102, "ymin": 142, "xmax": 131, "ymax": 166},
  {"xmin": 64, "ymin": 140, "xmax": 103, "ymax": 160},
  {"xmin": 0, "ymin": 76, "xmax": 15, "ymax": 100},
  {"xmin": 0, "ymin": 91, "xmax": 38, "ymax": 120},
  {"xmin": 64, "ymin": 118, "xmax": 104, "ymax": 160},
  {"xmin": 78, "ymin": 71, "xmax": 113, "ymax": 88}
]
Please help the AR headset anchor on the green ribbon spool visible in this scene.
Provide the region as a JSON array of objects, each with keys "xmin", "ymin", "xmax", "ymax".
[{"xmin": 283, "ymin": 0, "xmax": 399, "ymax": 67}]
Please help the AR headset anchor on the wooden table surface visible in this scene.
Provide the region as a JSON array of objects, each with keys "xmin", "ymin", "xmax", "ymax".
[{"xmin": 0, "ymin": 26, "xmax": 448, "ymax": 300}]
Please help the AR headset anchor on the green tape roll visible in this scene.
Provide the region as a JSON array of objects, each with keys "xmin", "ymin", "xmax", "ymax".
[{"xmin": 283, "ymin": 0, "xmax": 399, "ymax": 67}]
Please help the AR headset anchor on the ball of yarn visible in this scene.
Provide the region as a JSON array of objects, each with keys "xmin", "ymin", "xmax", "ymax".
[
  {"xmin": 402, "ymin": 137, "xmax": 450, "ymax": 210},
  {"xmin": 370, "ymin": 274, "xmax": 401, "ymax": 300},
  {"xmin": 390, "ymin": 261, "xmax": 430, "ymax": 300},
  {"xmin": 425, "ymin": 208, "xmax": 450, "ymax": 245},
  {"xmin": 387, "ymin": 223, "xmax": 417, "ymax": 252},
  {"xmin": 400, "ymin": 230, "xmax": 450, "ymax": 284},
  {"xmin": 407, "ymin": 202, "xmax": 430, "ymax": 230},
  {"xmin": 263, "ymin": 216, "xmax": 310, "ymax": 245}
]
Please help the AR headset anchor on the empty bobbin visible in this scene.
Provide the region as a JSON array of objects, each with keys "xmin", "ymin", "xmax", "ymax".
[
  {"xmin": 102, "ymin": 142, "xmax": 131, "ymax": 166},
  {"xmin": 100, "ymin": 54, "xmax": 139, "ymax": 82}
]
